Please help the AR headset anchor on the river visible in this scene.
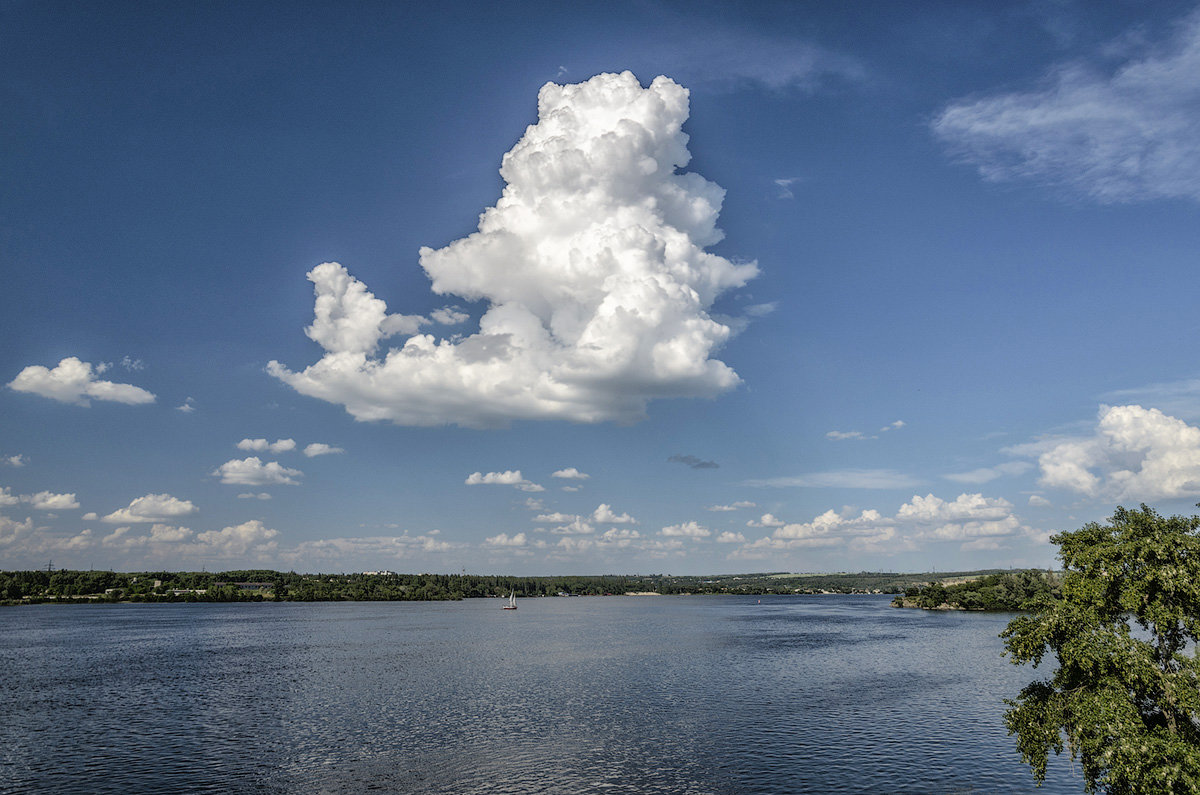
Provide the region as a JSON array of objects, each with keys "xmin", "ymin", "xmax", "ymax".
[{"xmin": 0, "ymin": 595, "xmax": 1083, "ymax": 793}]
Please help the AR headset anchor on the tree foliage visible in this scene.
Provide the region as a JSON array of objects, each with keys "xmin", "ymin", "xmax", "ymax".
[{"xmin": 1002, "ymin": 505, "xmax": 1200, "ymax": 793}]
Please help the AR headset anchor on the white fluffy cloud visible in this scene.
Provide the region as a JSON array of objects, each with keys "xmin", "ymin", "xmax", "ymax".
[
  {"xmin": 731, "ymin": 492, "xmax": 1034, "ymax": 559},
  {"xmin": 896, "ymin": 493, "xmax": 1021, "ymax": 541},
  {"xmin": 592, "ymin": 504, "xmax": 637, "ymax": 524},
  {"xmin": 5, "ymin": 454, "xmax": 26, "ymax": 468},
  {"xmin": 465, "ymin": 470, "xmax": 543, "ymax": 492},
  {"xmin": 269, "ymin": 71, "xmax": 757, "ymax": 427},
  {"xmin": 484, "ymin": 532, "xmax": 528, "ymax": 548},
  {"xmin": 551, "ymin": 467, "xmax": 590, "ymax": 480},
  {"xmin": 550, "ymin": 517, "xmax": 595, "ymax": 536},
  {"xmin": 0, "ymin": 513, "xmax": 36, "ymax": 547},
  {"xmin": 430, "ymin": 306, "xmax": 469, "ymax": 325},
  {"xmin": 934, "ymin": 9, "xmax": 1200, "ymax": 203},
  {"xmin": 196, "ymin": 520, "xmax": 279, "ymax": 558},
  {"xmin": 534, "ymin": 511, "xmax": 576, "ymax": 524},
  {"xmin": 303, "ymin": 443, "xmax": 345, "ymax": 457},
  {"xmin": 661, "ymin": 520, "xmax": 710, "ymax": 538},
  {"xmin": 1034, "ymin": 404, "xmax": 1200, "ymax": 499},
  {"xmin": 102, "ymin": 493, "xmax": 198, "ymax": 524},
  {"xmin": 8, "ymin": 357, "xmax": 155, "ymax": 406},
  {"xmin": 747, "ymin": 513, "xmax": 785, "ymax": 527},
  {"xmin": 0, "ymin": 487, "xmax": 19, "ymax": 507},
  {"xmin": 213, "ymin": 458, "xmax": 303, "ymax": 487},
  {"xmin": 102, "ymin": 523, "xmax": 195, "ymax": 549},
  {"xmin": 23, "ymin": 491, "xmax": 79, "ymax": 511},
  {"xmin": 237, "ymin": 438, "xmax": 296, "ymax": 454}
]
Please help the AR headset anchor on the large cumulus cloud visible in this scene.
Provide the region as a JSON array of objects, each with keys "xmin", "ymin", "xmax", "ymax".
[
  {"xmin": 269, "ymin": 72, "xmax": 757, "ymax": 427},
  {"xmin": 1036, "ymin": 404, "xmax": 1200, "ymax": 500}
]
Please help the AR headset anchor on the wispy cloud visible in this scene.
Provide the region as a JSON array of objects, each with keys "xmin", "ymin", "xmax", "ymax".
[
  {"xmin": 1101, "ymin": 377, "xmax": 1200, "ymax": 420},
  {"xmin": 943, "ymin": 461, "xmax": 1033, "ymax": 485},
  {"xmin": 745, "ymin": 469, "xmax": 923, "ymax": 489},
  {"xmin": 934, "ymin": 8, "xmax": 1200, "ymax": 203},
  {"xmin": 826, "ymin": 420, "xmax": 905, "ymax": 441},
  {"xmin": 705, "ymin": 501, "xmax": 757, "ymax": 512},
  {"xmin": 668, "ymin": 454, "xmax": 719, "ymax": 470}
]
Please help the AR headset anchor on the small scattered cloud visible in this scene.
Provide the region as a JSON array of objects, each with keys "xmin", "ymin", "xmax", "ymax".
[
  {"xmin": 484, "ymin": 532, "xmax": 528, "ymax": 548},
  {"xmin": 195, "ymin": 520, "xmax": 279, "ymax": 559},
  {"xmin": 661, "ymin": 520, "xmax": 711, "ymax": 538},
  {"xmin": 237, "ymin": 438, "xmax": 297, "ymax": 454},
  {"xmin": 8, "ymin": 357, "xmax": 155, "ymax": 406},
  {"xmin": 4, "ymin": 454, "xmax": 26, "ymax": 468},
  {"xmin": 534, "ymin": 511, "xmax": 577, "ymax": 524},
  {"xmin": 1028, "ymin": 494, "xmax": 1052, "ymax": 507},
  {"xmin": 103, "ymin": 493, "xmax": 198, "ymax": 524},
  {"xmin": 705, "ymin": 501, "xmax": 757, "ymax": 512},
  {"xmin": 827, "ymin": 421, "xmax": 903, "ymax": 441},
  {"xmin": 592, "ymin": 504, "xmax": 637, "ymax": 525},
  {"xmin": 744, "ymin": 302, "xmax": 778, "ymax": 318},
  {"xmin": 747, "ymin": 513, "xmax": 785, "ymax": 528},
  {"xmin": 213, "ymin": 457, "xmax": 303, "ymax": 486},
  {"xmin": 715, "ymin": 531, "xmax": 746, "ymax": 543},
  {"xmin": 237, "ymin": 492, "xmax": 272, "ymax": 500},
  {"xmin": 22, "ymin": 491, "xmax": 79, "ymax": 511},
  {"xmin": 523, "ymin": 497, "xmax": 545, "ymax": 511},
  {"xmin": 465, "ymin": 470, "xmax": 544, "ymax": 492},
  {"xmin": 303, "ymin": 442, "xmax": 345, "ymax": 457},
  {"xmin": 774, "ymin": 178, "xmax": 800, "ymax": 199},
  {"xmin": 551, "ymin": 467, "xmax": 590, "ymax": 480},
  {"xmin": 119, "ymin": 356, "xmax": 145, "ymax": 371},
  {"xmin": 176, "ymin": 397, "xmax": 197, "ymax": 413},
  {"xmin": 826, "ymin": 430, "xmax": 873, "ymax": 441},
  {"xmin": 430, "ymin": 306, "xmax": 469, "ymax": 325},
  {"xmin": 550, "ymin": 517, "xmax": 595, "ymax": 536},
  {"xmin": 668, "ymin": 454, "xmax": 719, "ymax": 470},
  {"xmin": 0, "ymin": 487, "xmax": 18, "ymax": 507}
]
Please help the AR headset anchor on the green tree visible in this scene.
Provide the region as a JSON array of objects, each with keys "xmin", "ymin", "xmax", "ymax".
[
  {"xmin": 917, "ymin": 581, "xmax": 947, "ymax": 609},
  {"xmin": 1001, "ymin": 505, "xmax": 1200, "ymax": 793}
]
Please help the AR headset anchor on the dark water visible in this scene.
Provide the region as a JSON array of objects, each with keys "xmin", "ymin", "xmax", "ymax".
[{"xmin": 0, "ymin": 595, "xmax": 1083, "ymax": 794}]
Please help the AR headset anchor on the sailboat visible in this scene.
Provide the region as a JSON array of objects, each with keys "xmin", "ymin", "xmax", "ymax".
[{"xmin": 502, "ymin": 591, "xmax": 517, "ymax": 610}]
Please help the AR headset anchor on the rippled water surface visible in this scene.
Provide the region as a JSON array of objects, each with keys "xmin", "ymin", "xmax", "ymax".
[{"xmin": 0, "ymin": 596, "xmax": 1084, "ymax": 793}]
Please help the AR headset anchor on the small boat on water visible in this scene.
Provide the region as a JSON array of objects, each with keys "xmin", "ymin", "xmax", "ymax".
[{"xmin": 502, "ymin": 591, "xmax": 517, "ymax": 610}]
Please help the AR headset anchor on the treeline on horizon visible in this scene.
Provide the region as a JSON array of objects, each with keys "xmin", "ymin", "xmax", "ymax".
[{"xmin": 0, "ymin": 567, "xmax": 1048, "ymax": 606}]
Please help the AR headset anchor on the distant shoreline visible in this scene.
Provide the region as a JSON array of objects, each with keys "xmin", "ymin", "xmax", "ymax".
[{"xmin": 0, "ymin": 568, "xmax": 1047, "ymax": 607}]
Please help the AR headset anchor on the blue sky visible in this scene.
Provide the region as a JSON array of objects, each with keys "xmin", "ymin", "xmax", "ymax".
[{"xmin": 4, "ymin": 0, "xmax": 1200, "ymax": 575}]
